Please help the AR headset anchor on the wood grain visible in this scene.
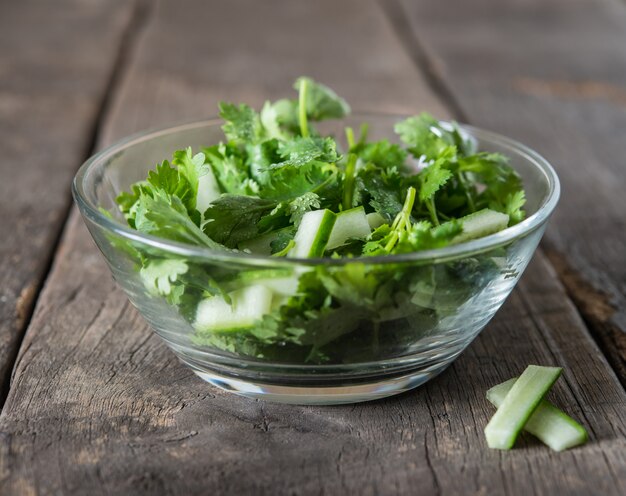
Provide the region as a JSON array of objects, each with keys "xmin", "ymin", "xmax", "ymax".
[
  {"xmin": 1, "ymin": 0, "xmax": 625, "ymax": 494},
  {"xmin": 394, "ymin": 0, "xmax": 626, "ymax": 383},
  {"xmin": 0, "ymin": 0, "xmax": 137, "ymax": 403}
]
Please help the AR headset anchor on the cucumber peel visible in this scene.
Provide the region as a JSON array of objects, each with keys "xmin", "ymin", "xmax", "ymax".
[
  {"xmin": 326, "ymin": 206, "xmax": 371, "ymax": 249},
  {"xmin": 484, "ymin": 365, "xmax": 562, "ymax": 450},
  {"xmin": 290, "ymin": 209, "xmax": 336, "ymax": 258},
  {"xmin": 452, "ymin": 208, "xmax": 509, "ymax": 244},
  {"xmin": 194, "ymin": 285, "xmax": 273, "ymax": 332},
  {"xmin": 487, "ymin": 377, "xmax": 588, "ymax": 451}
]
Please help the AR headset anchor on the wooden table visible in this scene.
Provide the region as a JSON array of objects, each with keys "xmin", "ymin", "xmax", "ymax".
[{"xmin": 1, "ymin": 0, "xmax": 625, "ymax": 494}]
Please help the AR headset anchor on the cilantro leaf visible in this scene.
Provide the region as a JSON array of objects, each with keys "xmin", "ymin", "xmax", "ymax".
[
  {"xmin": 134, "ymin": 189, "xmax": 226, "ymax": 250},
  {"xmin": 258, "ymin": 161, "xmax": 336, "ymax": 201},
  {"xmin": 395, "ymin": 113, "xmax": 473, "ymax": 160},
  {"xmin": 499, "ymin": 190, "xmax": 526, "ymax": 225},
  {"xmin": 140, "ymin": 259, "xmax": 188, "ymax": 304},
  {"xmin": 417, "ymin": 153, "xmax": 454, "ymax": 204},
  {"xmin": 288, "ymin": 192, "xmax": 321, "ymax": 226},
  {"xmin": 354, "ymin": 139, "xmax": 408, "ymax": 170},
  {"xmin": 219, "ymin": 102, "xmax": 263, "ymax": 143},
  {"xmin": 295, "ymin": 77, "xmax": 350, "ymax": 121},
  {"xmin": 203, "ymin": 195, "xmax": 278, "ymax": 247},
  {"xmin": 203, "ymin": 142, "xmax": 259, "ymax": 196},
  {"xmin": 395, "ymin": 220, "xmax": 462, "ymax": 253},
  {"xmin": 172, "ymin": 147, "xmax": 209, "ymax": 202},
  {"xmin": 458, "ymin": 152, "xmax": 525, "ymax": 219},
  {"xmin": 271, "ymin": 136, "xmax": 339, "ymax": 168},
  {"xmin": 356, "ymin": 164, "xmax": 405, "ymax": 221},
  {"xmin": 146, "ymin": 160, "xmax": 195, "ymax": 212}
]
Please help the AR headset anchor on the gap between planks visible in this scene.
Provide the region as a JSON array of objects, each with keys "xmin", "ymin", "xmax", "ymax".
[{"xmin": 0, "ymin": 0, "xmax": 155, "ymax": 412}]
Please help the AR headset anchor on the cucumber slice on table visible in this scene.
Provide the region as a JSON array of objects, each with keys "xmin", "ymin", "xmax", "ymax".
[
  {"xmin": 326, "ymin": 206, "xmax": 371, "ymax": 249},
  {"xmin": 452, "ymin": 208, "xmax": 510, "ymax": 244},
  {"xmin": 290, "ymin": 209, "xmax": 336, "ymax": 258},
  {"xmin": 487, "ymin": 378, "xmax": 588, "ymax": 451},
  {"xmin": 194, "ymin": 285, "xmax": 273, "ymax": 332},
  {"xmin": 484, "ymin": 365, "xmax": 562, "ymax": 450}
]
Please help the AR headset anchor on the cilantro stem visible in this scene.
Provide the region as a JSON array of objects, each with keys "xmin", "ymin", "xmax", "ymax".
[
  {"xmin": 272, "ymin": 239, "xmax": 296, "ymax": 257},
  {"xmin": 345, "ymin": 127, "xmax": 355, "ymax": 150},
  {"xmin": 342, "ymin": 153, "xmax": 357, "ymax": 210},
  {"xmin": 385, "ymin": 187, "xmax": 416, "ymax": 252},
  {"xmin": 392, "ymin": 186, "xmax": 416, "ymax": 230},
  {"xmin": 359, "ymin": 123, "xmax": 369, "ymax": 145},
  {"xmin": 427, "ymin": 198, "xmax": 440, "ymax": 226},
  {"xmin": 298, "ymin": 78, "xmax": 310, "ymax": 138}
]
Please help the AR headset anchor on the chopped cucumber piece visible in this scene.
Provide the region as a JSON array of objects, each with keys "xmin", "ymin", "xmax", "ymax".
[
  {"xmin": 487, "ymin": 378, "xmax": 588, "ymax": 451},
  {"xmin": 290, "ymin": 209, "xmax": 336, "ymax": 258},
  {"xmin": 484, "ymin": 365, "xmax": 562, "ymax": 450},
  {"xmin": 232, "ymin": 269, "xmax": 299, "ymax": 296},
  {"xmin": 366, "ymin": 212, "xmax": 387, "ymax": 229},
  {"xmin": 194, "ymin": 285, "xmax": 273, "ymax": 332},
  {"xmin": 326, "ymin": 206, "xmax": 371, "ymax": 249},
  {"xmin": 196, "ymin": 168, "xmax": 221, "ymax": 213},
  {"xmin": 238, "ymin": 227, "xmax": 292, "ymax": 255},
  {"xmin": 452, "ymin": 208, "xmax": 510, "ymax": 244}
]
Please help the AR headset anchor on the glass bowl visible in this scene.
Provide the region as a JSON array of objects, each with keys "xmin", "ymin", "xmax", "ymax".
[{"xmin": 72, "ymin": 114, "xmax": 559, "ymax": 405}]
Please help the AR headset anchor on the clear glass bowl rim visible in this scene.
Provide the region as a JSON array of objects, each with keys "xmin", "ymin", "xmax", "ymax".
[{"xmin": 72, "ymin": 113, "xmax": 560, "ymax": 267}]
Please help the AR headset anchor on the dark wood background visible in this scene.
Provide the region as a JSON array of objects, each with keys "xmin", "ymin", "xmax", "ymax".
[{"xmin": 1, "ymin": 0, "xmax": 625, "ymax": 494}]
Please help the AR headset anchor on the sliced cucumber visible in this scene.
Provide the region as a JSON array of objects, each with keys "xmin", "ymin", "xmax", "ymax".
[
  {"xmin": 194, "ymin": 285, "xmax": 273, "ymax": 332},
  {"xmin": 487, "ymin": 378, "xmax": 588, "ymax": 451},
  {"xmin": 196, "ymin": 168, "xmax": 221, "ymax": 213},
  {"xmin": 326, "ymin": 206, "xmax": 371, "ymax": 250},
  {"xmin": 366, "ymin": 212, "xmax": 387, "ymax": 230},
  {"xmin": 289, "ymin": 209, "xmax": 336, "ymax": 258},
  {"xmin": 484, "ymin": 365, "xmax": 562, "ymax": 450},
  {"xmin": 452, "ymin": 208, "xmax": 509, "ymax": 244},
  {"xmin": 238, "ymin": 227, "xmax": 292, "ymax": 255},
  {"xmin": 233, "ymin": 269, "xmax": 299, "ymax": 296}
]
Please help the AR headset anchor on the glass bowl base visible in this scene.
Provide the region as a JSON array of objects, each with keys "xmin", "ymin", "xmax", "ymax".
[{"xmin": 186, "ymin": 361, "xmax": 452, "ymax": 405}]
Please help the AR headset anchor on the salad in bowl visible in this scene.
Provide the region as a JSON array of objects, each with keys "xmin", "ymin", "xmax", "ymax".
[{"xmin": 73, "ymin": 77, "xmax": 559, "ymax": 404}]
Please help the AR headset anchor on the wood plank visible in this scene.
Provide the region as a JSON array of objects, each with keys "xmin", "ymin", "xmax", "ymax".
[
  {"xmin": 1, "ymin": 0, "xmax": 625, "ymax": 494},
  {"xmin": 394, "ymin": 0, "xmax": 626, "ymax": 383},
  {"xmin": 0, "ymin": 0, "xmax": 137, "ymax": 403}
]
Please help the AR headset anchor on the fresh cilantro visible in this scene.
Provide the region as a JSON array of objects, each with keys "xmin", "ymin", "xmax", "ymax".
[
  {"xmin": 295, "ymin": 77, "xmax": 351, "ymax": 122},
  {"xmin": 134, "ymin": 189, "xmax": 225, "ymax": 250},
  {"xmin": 288, "ymin": 192, "xmax": 321, "ymax": 225},
  {"xmin": 171, "ymin": 147, "xmax": 210, "ymax": 212},
  {"xmin": 354, "ymin": 139, "xmax": 408, "ymax": 170},
  {"xmin": 140, "ymin": 259, "xmax": 188, "ymax": 304},
  {"xmin": 203, "ymin": 195, "xmax": 277, "ymax": 247},
  {"xmin": 272, "ymin": 136, "xmax": 339, "ymax": 168},
  {"xmin": 219, "ymin": 102, "xmax": 263, "ymax": 143},
  {"xmin": 417, "ymin": 148, "xmax": 455, "ymax": 225},
  {"xmin": 113, "ymin": 77, "xmax": 528, "ymax": 365},
  {"xmin": 146, "ymin": 160, "xmax": 195, "ymax": 212},
  {"xmin": 203, "ymin": 142, "xmax": 259, "ymax": 196}
]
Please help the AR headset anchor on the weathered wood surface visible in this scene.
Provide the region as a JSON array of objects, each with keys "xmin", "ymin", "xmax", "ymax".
[
  {"xmin": 0, "ymin": 0, "xmax": 136, "ymax": 403},
  {"xmin": 2, "ymin": 212, "xmax": 626, "ymax": 495},
  {"xmin": 395, "ymin": 0, "xmax": 626, "ymax": 383},
  {"xmin": 1, "ymin": 0, "xmax": 625, "ymax": 494}
]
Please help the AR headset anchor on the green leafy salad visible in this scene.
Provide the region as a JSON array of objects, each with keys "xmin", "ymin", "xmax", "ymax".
[{"xmin": 114, "ymin": 77, "xmax": 526, "ymax": 363}]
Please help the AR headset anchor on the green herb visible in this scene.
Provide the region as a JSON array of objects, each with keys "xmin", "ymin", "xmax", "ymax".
[{"xmin": 113, "ymin": 77, "xmax": 527, "ymax": 364}]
